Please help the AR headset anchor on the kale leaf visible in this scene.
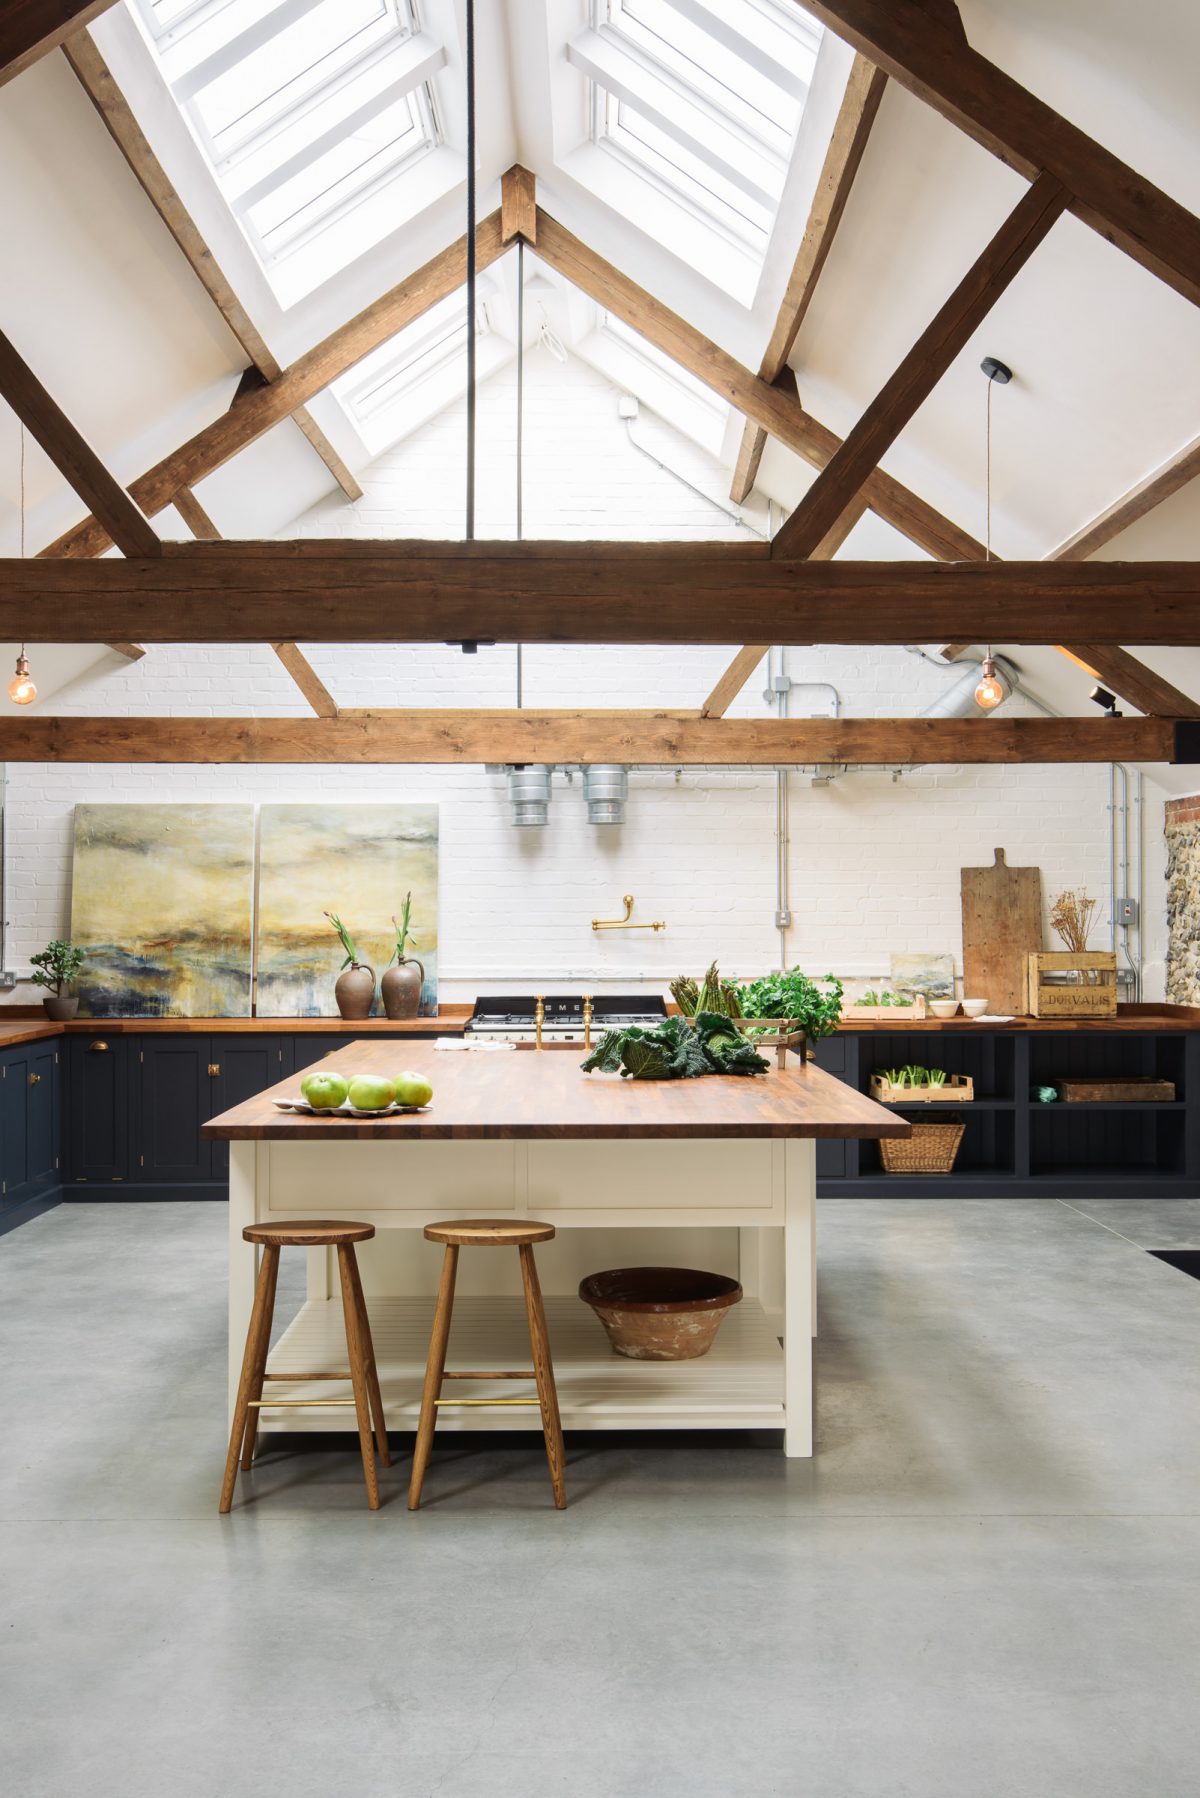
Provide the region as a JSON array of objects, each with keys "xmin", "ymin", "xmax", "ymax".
[
  {"xmin": 581, "ymin": 1013, "xmax": 767, "ymax": 1080},
  {"xmin": 692, "ymin": 1012, "xmax": 771, "ymax": 1076}
]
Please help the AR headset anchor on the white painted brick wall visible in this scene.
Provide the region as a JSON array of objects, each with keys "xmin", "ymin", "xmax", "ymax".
[{"xmin": 2, "ymin": 349, "xmax": 1167, "ymax": 1002}]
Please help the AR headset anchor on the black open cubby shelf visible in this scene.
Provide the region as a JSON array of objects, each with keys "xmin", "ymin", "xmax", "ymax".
[{"xmin": 813, "ymin": 1028, "xmax": 1200, "ymax": 1199}]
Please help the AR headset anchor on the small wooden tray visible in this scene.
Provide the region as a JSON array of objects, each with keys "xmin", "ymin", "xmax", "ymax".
[
  {"xmin": 869, "ymin": 1072, "xmax": 974, "ymax": 1104},
  {"xmin": 1054, "ymin": 1076, "xmax": 1175, "ymax": 1103},
  {"xmin": 846, "ymin": 995, "xmax": 928, "ymax": 1021}
]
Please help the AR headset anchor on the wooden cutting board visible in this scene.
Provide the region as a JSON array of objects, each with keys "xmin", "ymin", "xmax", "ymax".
[{"xmin": 961, "ymin": 848, "xmax": 1042, "ymax": 1014}]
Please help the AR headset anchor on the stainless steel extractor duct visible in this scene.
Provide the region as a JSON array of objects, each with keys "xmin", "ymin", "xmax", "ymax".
[
  {"xmin": 583, "ymin": 765, "xmax": 628, "ymax": 825},
  {"xmin": 509, "ymin": 764, "xmax": 553, "ymax": 826}
]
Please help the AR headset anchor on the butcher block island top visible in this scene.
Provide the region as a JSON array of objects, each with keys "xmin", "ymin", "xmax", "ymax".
[{"xmin": 202, "ymin": 1037, "xmax": 908, "ymax": 1142}]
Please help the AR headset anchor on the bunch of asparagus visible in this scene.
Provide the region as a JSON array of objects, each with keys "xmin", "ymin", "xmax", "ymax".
[{"xmin": 670, "ymin": 961, "xmax": 744, "ymax": 1019}]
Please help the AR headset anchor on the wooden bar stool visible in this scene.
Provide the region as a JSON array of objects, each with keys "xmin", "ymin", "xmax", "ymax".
[
  {"xmin": 408, "ymin": 1219, "xmax": 567, "ymax": 1510},
  {"xmin": 220, "ymin": 1220, "xmax": 390, "ymax": 1514}
]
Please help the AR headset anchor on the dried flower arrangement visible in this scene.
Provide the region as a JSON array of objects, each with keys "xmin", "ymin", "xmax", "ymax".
[{"xmin": 1050, "ymin": 888, "xmax": 1098, "ymax": 954}]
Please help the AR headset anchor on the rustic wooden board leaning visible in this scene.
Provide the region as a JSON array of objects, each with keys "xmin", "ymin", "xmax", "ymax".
[
  {"xmin": 962, "ymin": 847, "xmax": 1042, "ymax": 1015},
  {"xmin": 1026, "ymin": 951, "xmax": 1118, "ymax": 1017}
]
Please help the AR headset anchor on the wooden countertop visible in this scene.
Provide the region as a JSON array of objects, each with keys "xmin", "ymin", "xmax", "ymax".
[
  {"xmin": 834, "ymin": 1004, "xmax": 1200, "ymax": 1033},
  {"xmin": 0, "ymin": 1010, "xmax": 468, "ymax": 1051},
  {"xmin": 201, "ymin": 1038, "xmax": 910, "ymax": 1143}
]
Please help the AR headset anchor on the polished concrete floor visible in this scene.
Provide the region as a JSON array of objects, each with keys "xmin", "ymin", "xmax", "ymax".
[{"xmin": 2, "ymin": 1197, "xmax": 1199, "ymax": 1798}]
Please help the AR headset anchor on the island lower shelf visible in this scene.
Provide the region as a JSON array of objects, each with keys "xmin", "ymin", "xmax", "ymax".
[{"xmin": 262, "ymin": 1293, "xmax": 786, "ymax": 1434}]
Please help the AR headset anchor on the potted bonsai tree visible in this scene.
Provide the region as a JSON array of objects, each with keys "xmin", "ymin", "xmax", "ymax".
[
  {"xmin": 31, "ymin": 938, "xmax": 86, "ymax": 1020},
  {"xmin": 381, "ymin": 892, "xmax": 425, "ymax": 1020},
  {"xmin": 322, "ymin": 911, "xmax": 375, "ymax": 1020}
]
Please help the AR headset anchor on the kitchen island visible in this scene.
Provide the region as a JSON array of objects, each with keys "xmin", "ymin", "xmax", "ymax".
[{"xmin": 204, "ymin": 1040, "xmax": 904, "ymax": 1456}]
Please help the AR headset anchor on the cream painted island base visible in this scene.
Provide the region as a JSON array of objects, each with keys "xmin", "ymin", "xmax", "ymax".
[{"xmin": 209, "ymin": 1043, "xmax": 905, "ymax": 1459}]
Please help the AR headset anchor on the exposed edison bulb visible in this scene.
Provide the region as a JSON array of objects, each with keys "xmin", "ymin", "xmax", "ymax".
[
  {"xmin": 8, "ymin": 651, "xmax": 36, "ymax": 706},
  {"xmin": 974, "ymin": 655, "xmax": 1004, "ymax": 711}
]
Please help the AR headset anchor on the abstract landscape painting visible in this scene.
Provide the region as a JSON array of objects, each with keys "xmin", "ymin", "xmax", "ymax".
[
  {"xmin": 889, "ymin": 952, "xmax": 957, "ymax": 1000},
  {"xmin": 256, "ymin": 805, "xmax": 439, "ymax": 1016},
  {"xmin": 70, "ymin": 805, "xmax": 255, "ymax": 1016}
]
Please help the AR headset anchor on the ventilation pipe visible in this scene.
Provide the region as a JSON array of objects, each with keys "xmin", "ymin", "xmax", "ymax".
[
  {"xmin": 920, "ymin": 653, "xmax": 1020, "ymax": 718},
  {"xmin": 583, "ymin": 765, "xmax": 628, "ymax": 824},
  {"xmin": 508, "ymin": 764, "xmax": 553, "ymax": 826}
]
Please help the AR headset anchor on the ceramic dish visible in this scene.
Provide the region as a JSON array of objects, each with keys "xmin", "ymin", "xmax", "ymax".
[
  {"xmin": 961, "ymin": 998, "xmax": 988, "ymax": 1018},
  {"xmin": 928, "ymin": 1000, "xmax": 960, "ymax": 1018},
  {"xmin": 272, "ymin": 1097, "xmax": 431, "ymax": 1116}
]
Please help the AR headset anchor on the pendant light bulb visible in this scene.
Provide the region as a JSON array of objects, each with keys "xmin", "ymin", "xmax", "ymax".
[
  {"xmin": 9, "ymin": 655, "xmax": 36, "ymax": 705},
  {"xmin": 974, "ymin": 654, "xmax": 1004, "ymax": 712},
  {"xmin": 9, "ymin": 649, "xmax": 36, "ymax": 706}
]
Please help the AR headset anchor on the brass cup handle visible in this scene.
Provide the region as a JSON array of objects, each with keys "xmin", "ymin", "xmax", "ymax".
[
  {"xmin": 28, "ymin": 1072, "xmax": 40, "ymax": 1085},
  {"xmin": 88, "ymin": 1040, "xmax": 110, "ymax": 1053}
]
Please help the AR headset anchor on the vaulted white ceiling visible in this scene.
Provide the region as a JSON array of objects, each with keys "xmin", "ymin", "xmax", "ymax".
[{"xmin": 1, "ymin": 0, "xmax": 1198, "ymax": 739}]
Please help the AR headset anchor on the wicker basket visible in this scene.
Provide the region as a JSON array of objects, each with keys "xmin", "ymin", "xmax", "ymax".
[{"xmin": 878, "ymin": 1114, "xmax": 966, "ymax": 1175}]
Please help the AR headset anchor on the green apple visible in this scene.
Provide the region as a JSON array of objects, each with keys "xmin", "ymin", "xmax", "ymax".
[
  {"xmin": 393, "ymin": 1072, "xmax": 433, "ymax": 1108},
  {"xmin": 347, "ymin": 1074, "xmax": 396, "ymax": 1112},
  {"xmin": 300, "ymin": 1070, "xmax": 349, "ymax": 1109}
]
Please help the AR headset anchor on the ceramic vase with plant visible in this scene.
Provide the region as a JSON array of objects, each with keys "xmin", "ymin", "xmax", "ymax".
[
  {"xmin": 31, "ymin": 939, "xmax": 85, "ymax": 1021},
  {"xmin": 323, "ymin": 911, "xmax": 375, "ymax": 1020},
  {"xmin": 381, "ymin": 892, "xmax": 425, "ymax": 1020}
]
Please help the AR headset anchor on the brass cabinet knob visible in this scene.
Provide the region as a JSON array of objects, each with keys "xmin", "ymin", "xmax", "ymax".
[
  {"xmin": 28, "ymin": 1072, "xmax": 40, "ymax": 1085},
  {"xmin": 89, "ymin": 1040, "xmax": 110, "ymax": 1053},
  {"xmin": 208, "ymin": 1063, "xmax": 220, "ymax": 1077}
]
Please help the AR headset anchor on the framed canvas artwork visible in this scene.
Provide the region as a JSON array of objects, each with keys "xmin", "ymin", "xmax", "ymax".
[
  {"xmin": 70, "ymin": 804, "xmax": 255, "ymax": 1016},
  {"xmin": 255, "ymin": 804, "xmax": 439, "ymax": 1016}
]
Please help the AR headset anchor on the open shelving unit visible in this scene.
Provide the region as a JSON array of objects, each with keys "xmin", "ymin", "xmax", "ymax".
[{"xmin": 814, "ymin": 1025, "xmax": 1200, "ymax": 1199}]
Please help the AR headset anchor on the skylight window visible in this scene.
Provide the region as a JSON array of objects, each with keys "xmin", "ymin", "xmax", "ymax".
[
  {"xmin": 331, "ymin": 285, "xmax": 508, "ymax": 454},
  {"xmin": 131, "ymin": 0, "xmax": 445, "ymax": 281},
  {"xmin": 569, "ymin": 0, "xmax": 823, "ymax": 258}
]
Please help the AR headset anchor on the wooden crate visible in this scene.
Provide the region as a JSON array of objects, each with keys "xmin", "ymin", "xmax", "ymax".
[
  {"xmin": 870, "ymin": 1072, "xmax": 973, "ymax": 1104},
  {"xmin": 1026, "ymin": 951, "xmax": 1118, "ymax": 1018},
  {"xmin": 739, "ymin": 1018, "xmax": 807, "ymax": 1067},
  {"xmin": 1055, "ymin": 1076, "xmax": 1176, "ymax": 1103}
]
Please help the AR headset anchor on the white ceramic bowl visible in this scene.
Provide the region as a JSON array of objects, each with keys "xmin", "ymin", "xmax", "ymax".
[
  {"xmin": 928, "ymin": 999, "xmax": 960, "ymax": 1018},
  {"xmin": 961, "ymin": 998, "xmax": 988, "ymax": 1018}
]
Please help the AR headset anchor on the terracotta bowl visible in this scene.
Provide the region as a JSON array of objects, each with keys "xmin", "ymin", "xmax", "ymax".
[{"xmin": 579, "ymin": 1266, "xmax": 743, "ymax": 1360}]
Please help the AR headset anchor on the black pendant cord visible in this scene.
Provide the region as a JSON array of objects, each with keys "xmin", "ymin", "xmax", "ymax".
[
  {"xmin": 516, "ymin": 237, "xmax": 524, "ymax": 707},
  {"xmin": 465, "ymin": 0, "xmax": 476, "ymax": 540}
]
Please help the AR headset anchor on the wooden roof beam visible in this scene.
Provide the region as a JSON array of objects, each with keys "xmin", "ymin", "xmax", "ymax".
[
  {"xmin": 38, "ymin": 213, "xmax": 507, "ymax": 558},
  {"xmin": 7, "ymin": 545, "xmax": 1200, "ymax": 645},
  {"xmin": 798, "ymin": 1, "xmax": 1200, "ymax": 308},
  {"xmin": 0, "ymin": 326, "xmax": 160, "ymax": 558},
  {"xmin": 770, "ymin": 173, "xmax": 1069, "ymax": 557},
  {"xmin": 0, "ymin": 0, "xmax": 113, "ymax": 85},
  {"xmin": 271, "ymin": 644, "xmax": 338, "ymax": 718},
  {"xmin": 1048, "ymin": 433, "xmax": 1200, "ymax": 561},
  {"xmin": 64, "ymin": 31, "xmax": 361, "ymax": 504},
  {"xmin": 0, "ymin": 714, "xmax": 1188, "ymax": 767},
  {"xmin": 702, "ymin": 499, "xmax": 866, "ymax": 716},
  {"xmin": 501, "ymin": 164, "xmax": 537, "ymax": 245},
  {"xmin": 731, "ymin": 55, "xmax": 887, "ymax": 504},
  {"xmin": 531, "ymin": 205, "xmax": 986, "ymax": 562}
]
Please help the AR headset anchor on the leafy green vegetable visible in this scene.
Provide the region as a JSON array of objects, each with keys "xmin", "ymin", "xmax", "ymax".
[
  {"xmin": 735, "ymin": 968, "xmax": 844, "ymax": 1039},
  {"xmin": 581, "ymin": 1013, "xmax": 767, "ymax": 1080},
  {"xmin": 692, "ymin": 1012, "xmax": 770, "ymax": 1076}
]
